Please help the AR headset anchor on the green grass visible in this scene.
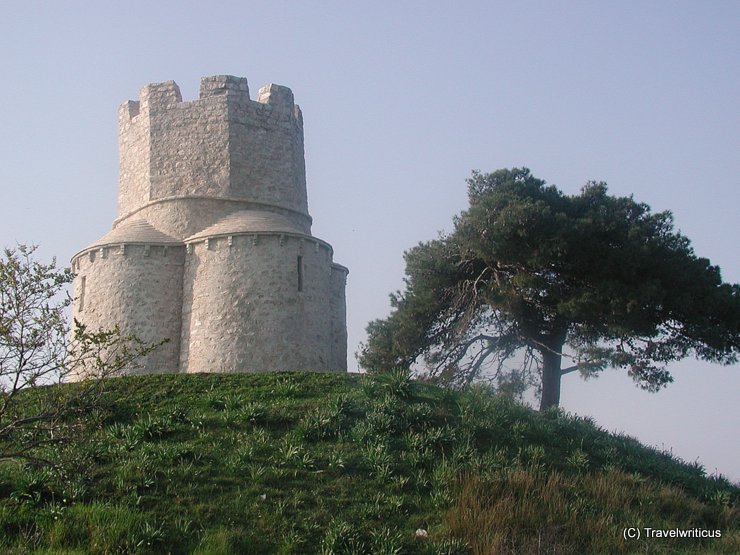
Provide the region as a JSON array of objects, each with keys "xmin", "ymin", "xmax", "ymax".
[{"xmin": 0, "ymin": 370, "xmax": 737, "ymax": 554}]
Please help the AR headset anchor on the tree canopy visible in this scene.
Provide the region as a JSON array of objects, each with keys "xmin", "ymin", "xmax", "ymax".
[{"xmin": 359, "ymin": 168, "xmax": 740, "ymax": 409}]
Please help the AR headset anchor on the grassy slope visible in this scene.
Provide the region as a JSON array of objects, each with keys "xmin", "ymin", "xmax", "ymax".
[{"xmin": 0, "ymin": 371, "xmax": 737, "ymax": 554}]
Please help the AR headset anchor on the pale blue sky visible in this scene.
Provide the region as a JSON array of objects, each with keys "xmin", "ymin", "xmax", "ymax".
[{"xmin": 1, "ymin": 1, "xmax": 738, "ymax": 480}]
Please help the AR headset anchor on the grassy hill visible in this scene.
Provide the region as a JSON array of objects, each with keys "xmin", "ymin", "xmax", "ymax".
[{"xmin": 0, "ymin": 371, "xmax": 737, "ymax": 554}]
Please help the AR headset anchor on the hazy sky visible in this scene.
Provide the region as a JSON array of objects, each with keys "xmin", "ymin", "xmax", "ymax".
[{"xmin": 1, "ymin": 1, "xmax": 738, "ymax": 480}]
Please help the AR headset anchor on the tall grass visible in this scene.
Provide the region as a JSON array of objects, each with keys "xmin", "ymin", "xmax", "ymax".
[{"xmin": 447, "ymin": 468, "xmax": 739, "ymax": 554}]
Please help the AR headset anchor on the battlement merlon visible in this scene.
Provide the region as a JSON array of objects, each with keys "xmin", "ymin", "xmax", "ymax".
[
  {"xmin": 142, "ymin": 80, "xmax": 183, "ymax": 112},
  {"xmin": 258, "ymin": 83, "xmax": 304, "ymax": 123},
  {"xmin": 118, "ymin": 76, "xmax": 302, "ymax": 123},
  {"xmin": 200, "ymin": 75, "xmax": 249, "ymax": 99},
  {"xmin": 117, "ymin": 80, "xmax": 183, "ymax": 122}
]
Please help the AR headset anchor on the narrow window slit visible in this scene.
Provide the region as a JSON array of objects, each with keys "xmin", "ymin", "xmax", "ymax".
[
  {"xmin": 79, "ymin": 276, "xmax": 86, "ymax": 312},
  {"xmin": 297, "ymin": 255, "xmax": 304, "ymax": 292}
]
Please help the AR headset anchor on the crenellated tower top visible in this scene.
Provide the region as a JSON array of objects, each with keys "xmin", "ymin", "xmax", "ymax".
[{"xmin": 116, "ymin": 75, "xmax": 309, "ymax": 240}]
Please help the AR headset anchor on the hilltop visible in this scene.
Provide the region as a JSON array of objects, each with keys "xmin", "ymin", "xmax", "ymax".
[{"xmin": 0, "ymin": 371, "xmax": 737, "ymax": 554}]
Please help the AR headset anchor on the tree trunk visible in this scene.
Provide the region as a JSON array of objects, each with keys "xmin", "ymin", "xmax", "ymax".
[{"xmin": 539, "ymin": 344, "xmax": 564, "ymax": 411}]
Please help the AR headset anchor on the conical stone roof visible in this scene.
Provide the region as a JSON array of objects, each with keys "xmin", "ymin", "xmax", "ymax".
[
  {"xmin": 185, "ymin": 210, "xmax": 305, "ymax": 242},
  {"xmin": 87, "ymin": 218, "xmax": 181, "ymax": 249}
]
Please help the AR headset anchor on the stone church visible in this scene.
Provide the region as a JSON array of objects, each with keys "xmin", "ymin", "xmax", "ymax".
[{"xmin": 71, "ymin": 75, "xmax": 348, "ymax": 375}]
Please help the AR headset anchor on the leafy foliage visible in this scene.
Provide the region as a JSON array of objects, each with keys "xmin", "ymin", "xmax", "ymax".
[
  {"xmin": 0, "ymin": 245, "xmax": 158, "ymax": 465},
  {"xmin": 359, "ymin": 169, "xmax": 740, "ymax": 408}
]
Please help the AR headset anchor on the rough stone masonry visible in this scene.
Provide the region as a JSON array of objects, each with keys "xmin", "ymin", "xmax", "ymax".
[{"xmin": 71, "ymin": 75, "xmax": 348, "ymax": 376}]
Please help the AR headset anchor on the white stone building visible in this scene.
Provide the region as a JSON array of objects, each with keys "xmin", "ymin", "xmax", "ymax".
[{"xmin": 71, "ymin": 75, "xmax": 348, "ymax": 375}]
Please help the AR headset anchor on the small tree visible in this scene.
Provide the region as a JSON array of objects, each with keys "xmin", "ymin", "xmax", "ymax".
[
  {"xmin": 359, "ymin": 169, "xmax": 740, "ymax": 410},
  {"xmin": 0, "ymin": 245, "xmax": 156, "ymax": 464}
]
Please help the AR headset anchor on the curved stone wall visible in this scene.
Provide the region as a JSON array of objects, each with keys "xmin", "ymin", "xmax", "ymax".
[
  {"xmin": 180, "ymin": 233, "xmax": 342, "ymax": 373},
  {"xmin": 71, "ymin": 244, "xmax": 185, "ymax": 376},
  {"xmin": 329, "ymin": 264, "xmax": 349, "ymax": 371}
]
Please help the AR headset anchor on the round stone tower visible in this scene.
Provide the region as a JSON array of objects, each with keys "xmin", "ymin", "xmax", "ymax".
[{"xmin": 71, "ymin": 75, "xmax": 348, "ymax": 377}]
